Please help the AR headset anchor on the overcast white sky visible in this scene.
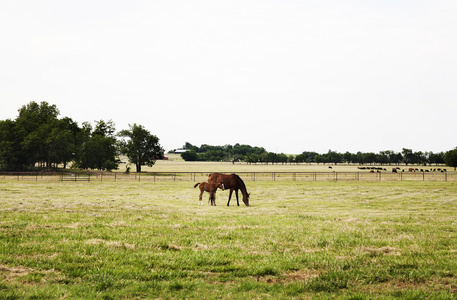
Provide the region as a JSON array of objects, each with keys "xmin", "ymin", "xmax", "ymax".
[{"xmin": 1, "ymin": 0, "xmax": 456, "ymax": 154}]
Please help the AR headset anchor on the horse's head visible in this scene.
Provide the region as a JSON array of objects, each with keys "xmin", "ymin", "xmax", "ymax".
[{"xmin": 243, "ymin": 193, "xmax": 250, "ymax": 206}]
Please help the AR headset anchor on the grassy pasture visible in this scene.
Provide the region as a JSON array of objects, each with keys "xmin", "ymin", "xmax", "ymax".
[{"xmin": 1, "ymin": 174, "xmax": 457, "ymax": 298}]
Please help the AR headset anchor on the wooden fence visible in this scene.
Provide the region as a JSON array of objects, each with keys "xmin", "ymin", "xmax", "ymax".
[{"xmin": 0, "ymin": 171, "xmax": 455, "ymax": 182}]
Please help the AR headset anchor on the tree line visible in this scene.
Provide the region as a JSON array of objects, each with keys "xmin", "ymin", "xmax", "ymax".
[
  {"xmin": 2, "ymin": 101, "xmax": 457, "ymax": 172},
  {"xmin": 178, "ymin": 142, "xmax": 457, "ymax": 169},
  {"xmin": 177, "ymin": 142, "xmax": 267, "ymax": 162},
  {"xmin": 0, "ymin": 102, "xmax": 164, "ymax": 172}
]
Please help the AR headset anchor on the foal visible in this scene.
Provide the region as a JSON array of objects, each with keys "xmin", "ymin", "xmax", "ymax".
[{"xmin": 193, "ymin": 182, "xmax": 225, "ymax": 206}]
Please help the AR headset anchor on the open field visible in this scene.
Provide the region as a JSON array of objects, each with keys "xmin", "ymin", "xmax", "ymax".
[{"xmin": 1, "ymin": 176, "xmax": 457, "ymax": 298}]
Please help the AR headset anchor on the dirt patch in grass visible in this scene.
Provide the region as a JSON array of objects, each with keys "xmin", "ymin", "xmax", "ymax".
[
  {"xmin": 256, "ymin": 269, "xmax": 320, "ymax": 284},
  {"xmin": 64, "ymin": 223, "xmax": 93, "ymax": 229},
  {"xmin": 0, "ymin": 265, "xmax": 34, "ymax": 281},
  {"xmin": 283, "ymin": 269, "xmax": 320, "ymax": 282},
  {"xmin": 215, "ymin": 225, "xmax": 259, "ymax": 230},
  {"xmin": 359, "ymin": 246, "xmax": 401, "ymax": 256},
  {"xmin": 0, "ymin": 264, "xmax": 64, "ymax": 285},
  {"xmin": 85, "ymin": 239, "xmax": 136, "ymax": 249},
  {"xmin": 355, "ymin": 277, "xmax": 457, "ymax": 294}
]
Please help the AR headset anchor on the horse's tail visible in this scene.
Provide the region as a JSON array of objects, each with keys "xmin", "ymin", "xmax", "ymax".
[{"xmin": 193, "ymin": 183, "xmax": 200, "ymax": 188}]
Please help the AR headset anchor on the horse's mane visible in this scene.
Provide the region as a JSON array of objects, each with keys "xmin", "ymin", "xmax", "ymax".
[{"xmin": 231, "ymin": 173, "xmax": 247, "ymax": 192}]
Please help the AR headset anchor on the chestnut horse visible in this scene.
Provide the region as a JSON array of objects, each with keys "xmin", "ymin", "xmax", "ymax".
[
  {"xmin": 193, "ymin": 181, "xmax": 224, "ymax": 206},
  {"xmin": 208, "ymin": 173, "xmax": 249, "ymax": 206}
]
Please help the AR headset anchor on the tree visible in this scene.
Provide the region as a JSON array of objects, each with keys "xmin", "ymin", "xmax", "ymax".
[
  {"xmin": 402, "ymin": 148, "xmax": 414, "ymax": 165},
  {"xmin": 413, "ymin": 151, "xmax": 426, "ymax": 165},
  {"xmin": 276, "ymin": 153, "xmax": 288, "ymax": 164},
  {"xmin": 0, "ymin": 101, "xmax": 81, "ymax": 171},
  {"xmin": 16, "ymin": 101, "xmax": 61, "ymax": 169},
  {"xmin": 356, "ymin": 152, "xmax": 366, "ymax": 165},
  {"xmin": 267, "ymin": 152, "xmax": 277, "ymax": 164},
  {"xmin": 182, "ymin": 142, "xmax": 195, "ymax": 151},
  {"xmin": 294, "ymin": 154, "xmax": 305, "ymax": 164},
  {"xmin": 0, "ymin": 119, "xmax": 21, "ymax": 170},
  {"xmin": 326, "ymin": 150, "xmax": 342, "ymax": 165},
  {"xmin": 76, "ymin": 120, "xmax": 120, "ymax": 171},
  {"xmin": 444, "ymin": 148, "xmax": 457, "ymax": 171},
  {"xmin": 10, "ymin": 101, "xmax": 80, "ymax": 170},
  {"xmin": 391, "ymin": 152, "xmax": 403, "ymax": 165},
  {"xmin": 428, "ymin": 151, "xmax": 445, "ymax": 165},
  {"xmin": 343, "ymin": 151, "xmax": 355, "ymax": 164},
  {"xmin": 181, "ymin": 150, "xmax": 198, "ymax": 161},
  {"xmin": 45, "ymin": 118, "xmax": 75, "ymax": 169},
  {"xmin": 288, "ymin": 155, "xmax": 295, "ymax": 164},
  {"xmin": 118, "ymin": 124, "xmax": 164, "ymax": 172},
  {"xmin": 301, "ymin": 151, "xmax": 318, "ymax": 163}
]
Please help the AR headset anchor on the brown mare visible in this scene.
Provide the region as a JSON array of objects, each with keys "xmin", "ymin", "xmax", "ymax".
[
  {"xmin": 208, "ymin": 173, "xmax": 250, "ymax": 206},
  {"xmin": 193, "ymin": 182, "xmax": 225, "ymax": 206}
]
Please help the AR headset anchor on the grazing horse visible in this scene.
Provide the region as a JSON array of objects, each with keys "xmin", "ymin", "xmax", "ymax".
[
  {"xmin": 208, "ymin": 173, "xmax": 250, "ymax": 206},
  {"xmin": 193, "ymin": 182, "xmax": 224, "ymax": 206}
]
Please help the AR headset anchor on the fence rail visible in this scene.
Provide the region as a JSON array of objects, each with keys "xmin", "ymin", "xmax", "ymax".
[{"xmin": 0, "ymin": 171, "xmax": 455, "ymax": 182}]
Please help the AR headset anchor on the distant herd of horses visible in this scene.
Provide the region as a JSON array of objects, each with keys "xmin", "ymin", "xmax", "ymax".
[
  {"xmin": 357, "ymin": 166, "xmax": 447, "ymax": 173},
  {"xmin": 193, "ymin": 173, "xmax": 250, "ymax": 207}
]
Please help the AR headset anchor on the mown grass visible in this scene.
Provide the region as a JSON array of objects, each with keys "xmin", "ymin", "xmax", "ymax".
[{"xmin": 1, "ymin": 180, "xmax": 457, "ymax": 299}]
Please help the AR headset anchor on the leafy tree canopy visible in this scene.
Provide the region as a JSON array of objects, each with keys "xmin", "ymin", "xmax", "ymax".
[
  {"xmin": 118, "ymin": 124, "xmax": 164, "ymax": 172},
  {"xmin": 74, "ymin": 120, "xmax": 119, "ymax": 171},
  {"xmin": 444, "ymin": 148, "xmax": 457, "ymax": 171}
]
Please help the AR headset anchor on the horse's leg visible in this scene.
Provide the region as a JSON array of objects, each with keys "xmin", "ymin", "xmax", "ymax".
[
  {"xmin": 209, "ymin": 192, "xmax": 214, "ymax": 206},
  {"xmin": 212, "ymin": 192, "xmax": 216, "ymax": 206},
  {"xmin": 227, "ymin": 189, "xmax": 233, "ymax": 206},
  {"xmin": 199, "ymin": 190, "xmax": 203, "ymax": 206},
  {"xmin": 235, "ymin": 189, "xmax": 240, "ymax": 206}
]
